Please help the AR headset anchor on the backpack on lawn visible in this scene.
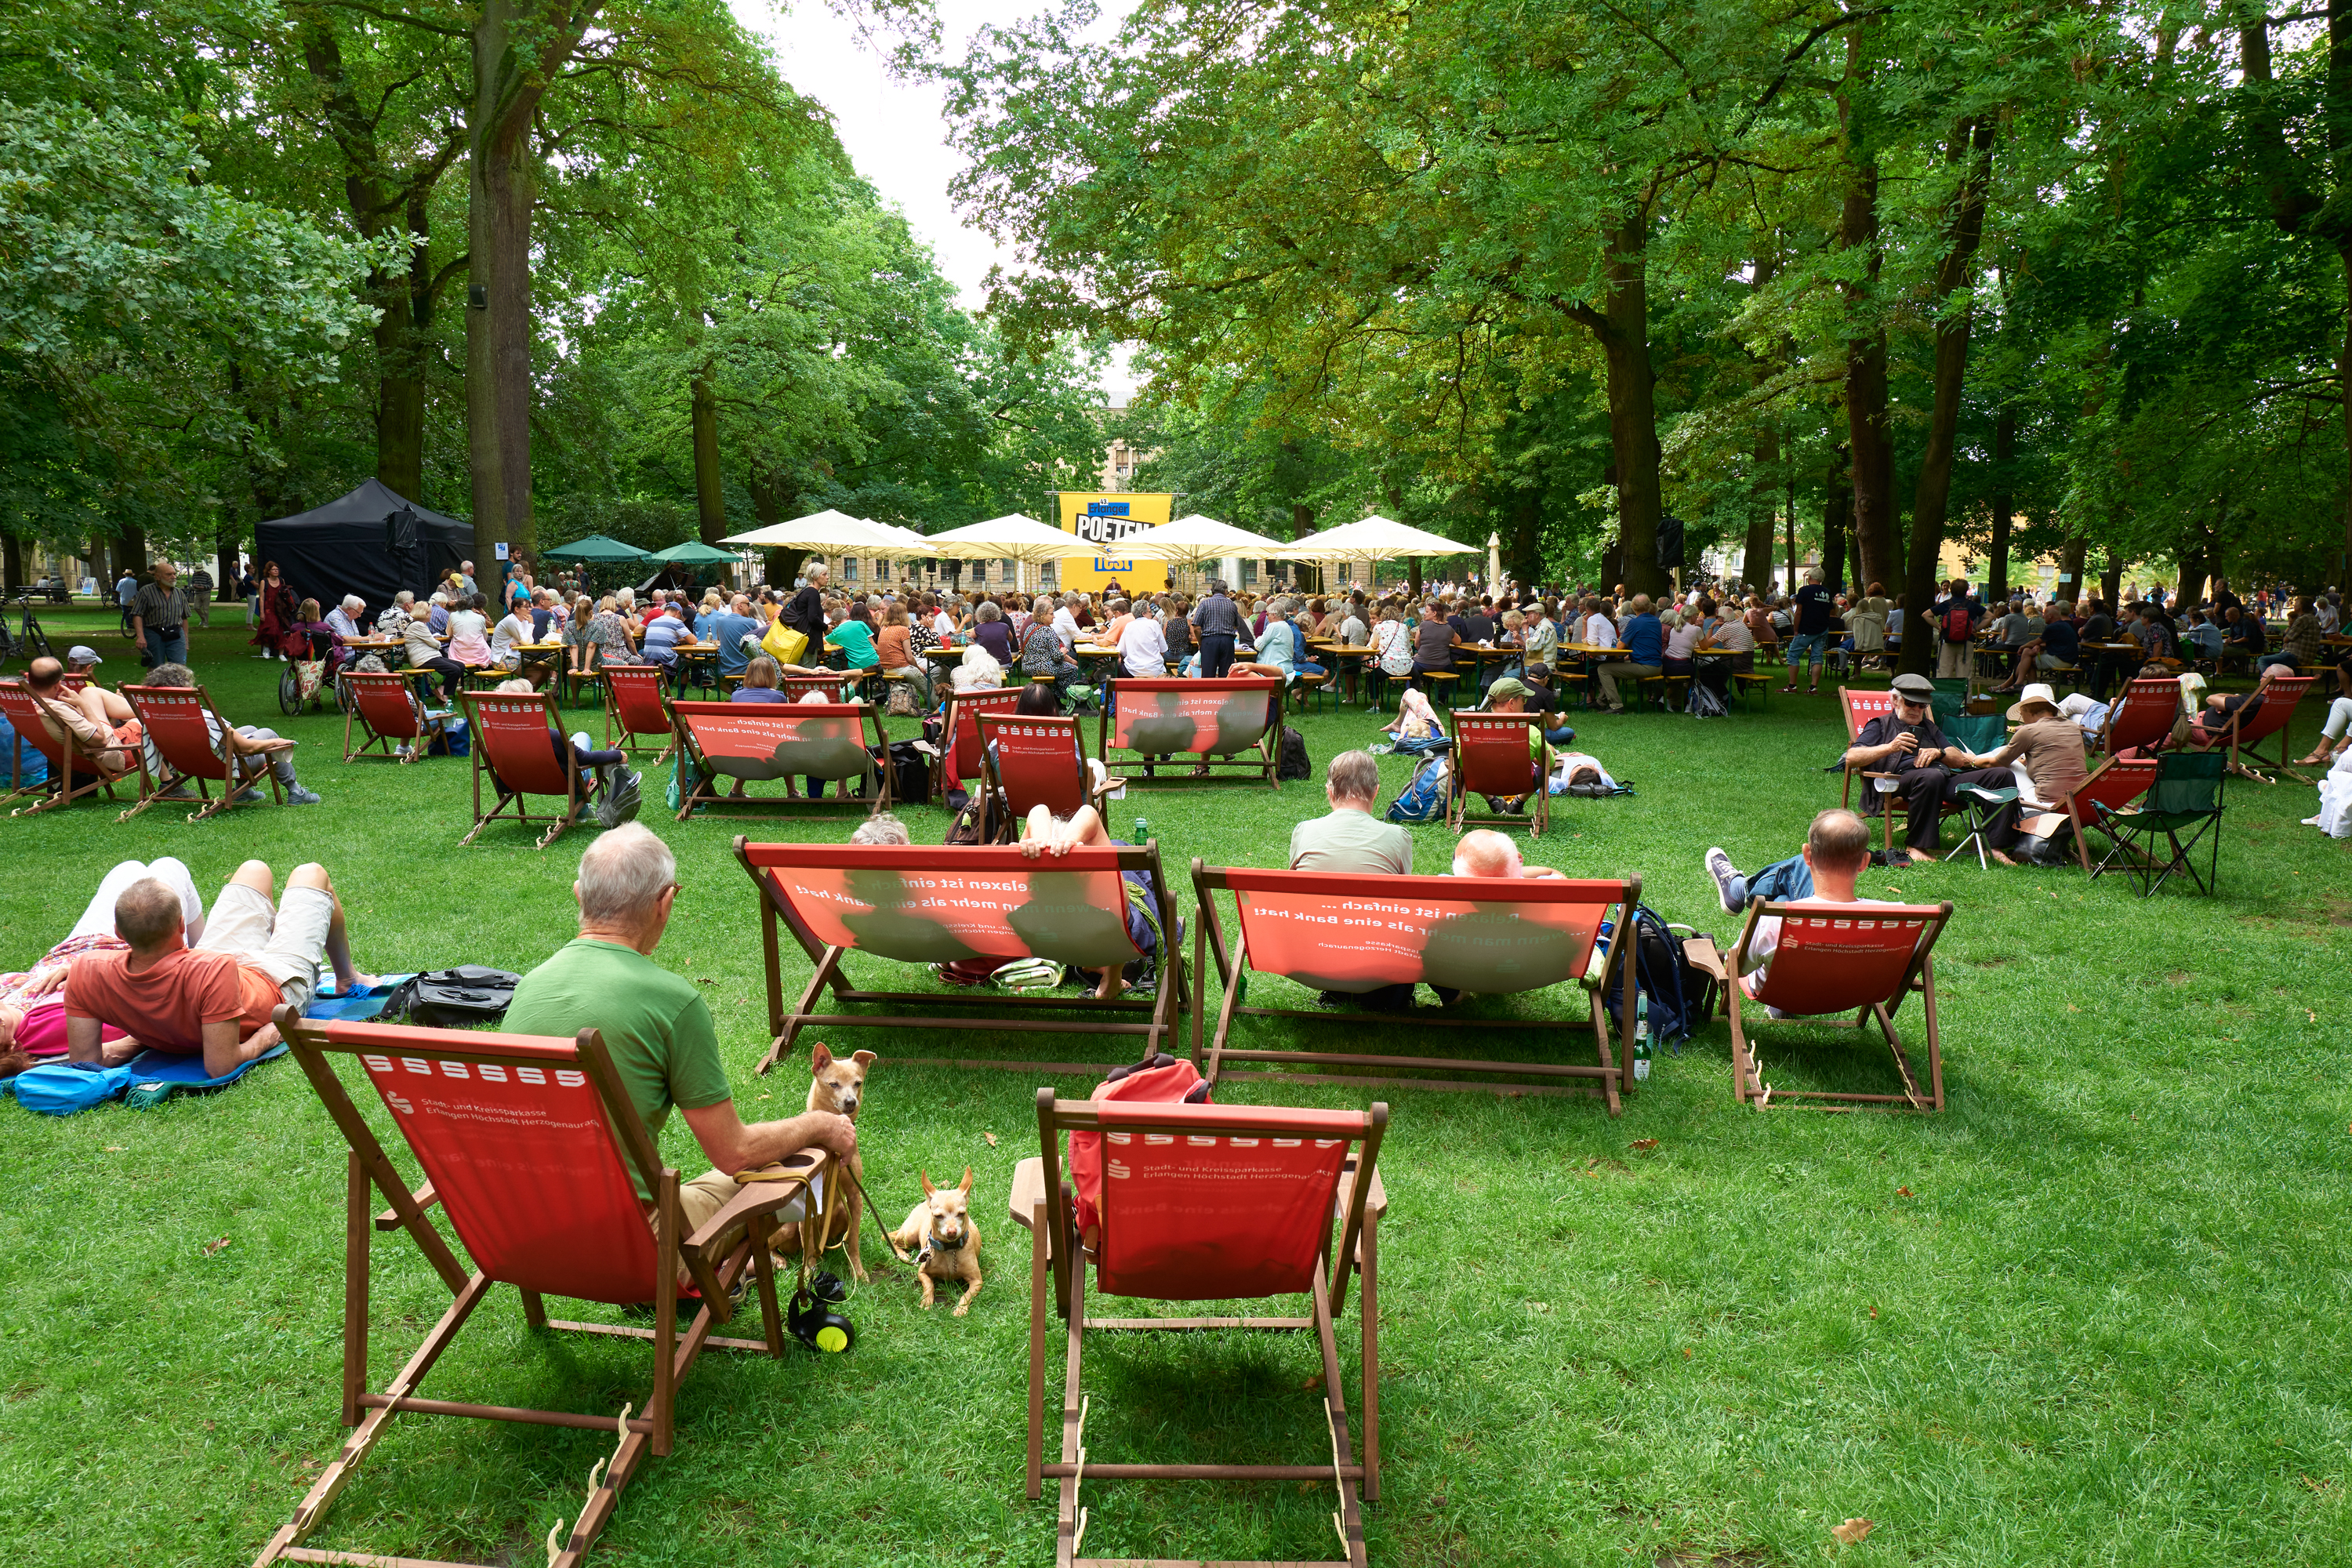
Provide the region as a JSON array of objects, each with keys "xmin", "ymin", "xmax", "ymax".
[
  {"xmin": 1599, "ymin": 903, "xmax": 1716, "ymax": 1051},
  {"xmin": 1276, "ymin": 725, "xmax": 1312, "ymax": 781},
  {"xmin": 385, "ymin": 967, "xmax": 522, "ymax": 1028},
  {"xmin": 1686, "ymin": 681, "xmax": 1730, "ymax": 719},
  {"xmin": 1384, "ymin": 754, "xmax": 1449, "ymax": 823}
]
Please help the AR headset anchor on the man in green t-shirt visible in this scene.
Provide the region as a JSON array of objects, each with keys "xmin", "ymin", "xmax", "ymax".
[{"xmin": 504, "ymin": 824, "xmax": 857, "ymax": 1236}]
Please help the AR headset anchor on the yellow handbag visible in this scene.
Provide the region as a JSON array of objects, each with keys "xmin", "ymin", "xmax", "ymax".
[{"xmin": 761, "ymin": 615, "xmax": 809, "ymax": 668}]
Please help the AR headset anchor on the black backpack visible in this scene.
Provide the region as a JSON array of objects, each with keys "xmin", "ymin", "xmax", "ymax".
[
  {"xmin": 386, "ymin": 967, "xmax": 522, "ymax": 1028},
  {"xmin": 1277, "ymin": 726, "xmax": 1312, "ymax": 782},
  {"xmin": 1600, "ymin": 906, "xmax": 1716, "ymax": 1049}
]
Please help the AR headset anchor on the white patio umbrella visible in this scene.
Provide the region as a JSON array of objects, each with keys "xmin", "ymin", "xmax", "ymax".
[
  {"xmin": 1113, "ymin": 513, "xmax": 1291, "ymax": 568},
  {"xmin": 1270, "ymin": 515, "xmax": 1478, "ymax": 562},
  {"xmin": 922, "ymin": 514, "xmax": 1095, "ymax": 592},
  {"xmin": 720, "ymin": 508, "xmax": 902, "ymax": 554},
  {"xmin": 1486, "ymin": 532, "xmax": 1504, "ymax": 589}
]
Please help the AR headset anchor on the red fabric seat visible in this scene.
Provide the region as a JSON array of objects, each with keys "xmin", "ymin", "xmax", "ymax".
[
  {"xmin": 1098, "ymin": 675, "xmax": 1283, "ymax": 788},
  {"xmin": 122, "ymin": 683, "xmax": 278, "ymax": 820},
  {"xmin": 340, "ymin": 670, "xmax": 442, "ymax": 763},
  {"xmin": 1446, "ymin": 710, "xmax": 1550, "ymax": 835},
  {"xmin": 461, "ymin": 689, "xmax": 592, "ymax": 848}
]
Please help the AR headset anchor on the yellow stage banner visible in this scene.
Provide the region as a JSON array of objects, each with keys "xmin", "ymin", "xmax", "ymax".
[{"xmin": 1056, "ymin": 492, "xmax": 1174, "ymax": 593}]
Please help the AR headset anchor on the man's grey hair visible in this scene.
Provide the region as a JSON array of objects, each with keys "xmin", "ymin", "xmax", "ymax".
[
  {"xmin": 851, "ymin": 812, "xmax": 913, "ymax": 846},
  {"xmin": 395, "ymin": 590, "xmax": 416, "ymax": 608},
  {"xmin": 114, "ymin": 877, "xmax": 186, "ymax": 949},
  {"xmin": 1327, "ymin": 750, "xmax": 1381, "ymax": 803},
  {"xmin": 577, "ymin": 823, "xmax": 676, "ymax": 925},
  {"xmin": 342, "ymin": 594, "xmax": 364, "ymax": 613}
]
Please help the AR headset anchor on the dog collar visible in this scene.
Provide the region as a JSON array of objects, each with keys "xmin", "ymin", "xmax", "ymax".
[{"xmin": 927, "ymin": 1227, "xmax": 966, "ymax": 1252}]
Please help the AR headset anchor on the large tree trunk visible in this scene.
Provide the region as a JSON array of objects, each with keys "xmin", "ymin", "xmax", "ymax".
[
  {"xmin": 467, "ymin": 0, "xmax": 597, "ymax": 564},
  {"xmin": 2, "ymin": 534, "xmax": 21, "ymax": 595},
  {"xmin": 376, "ymin": 188, "xmax": 435, "ymax": 501},
  {"xmin": 1561, "ymin": 220, "xmax": 1666, "ymax": 597},
  {"xmin": 1820, "ymin": 445, "xmax": 1850, "ymax": 592},
  {"xmin": 2100, "ymin": 554, "xmax": 2123, "ymax": 608},
  {"xmin": 118, "ymin": 525, "xmax": 148, "ymax": 577},
  {"xmin": 216, "ymin": 528, "xmax": 239, "ymax": 604},
  {"xmin": 693, "ymin": 365, "xmax": 728, "ymax": 546},
  {"xmin": 1743, "ymin": 425, "xmax": 1778, "ymax": 591},
  {"xmin": 1290, "ymin": 501, "xmax": 1319, "ymax": 593},
  {"xmin": 88, "ymin": 534, "xmax": 109, "ymax": 586},
  {"xmin": 1900, "ymin": 118, "xmax": 1998, "ymax": 677},
  {"xmin": 1987, "ymin": 408, "xmax": 2015, "ymax": 601},
  {"xmin": 1840, "ymin": 34, "xmax": 1896, "ymax": 593},
  {"xmin": 2059, "ymin": 535, "xmax": 2088, "ymax": 607},
  {"xmin": 749, "ymin": 463, "xmax": 802, "ymax": 589}
]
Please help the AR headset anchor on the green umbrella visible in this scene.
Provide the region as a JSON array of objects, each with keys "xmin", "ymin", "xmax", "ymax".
[
  {"xmin": 541, "ymin": 534, "xmax": 652, "ymax": 563},
  {"xmin": 647, "ymin": 540, "xmax": 742, "ymax": 565}
]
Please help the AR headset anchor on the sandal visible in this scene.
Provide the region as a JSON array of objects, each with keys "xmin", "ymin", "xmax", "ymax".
[{"xmin": 2294, "ymin": 753, "xmax": 2331, "ymax": 767}]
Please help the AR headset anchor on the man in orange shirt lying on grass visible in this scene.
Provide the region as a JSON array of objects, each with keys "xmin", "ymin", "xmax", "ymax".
[{"xmin": 63, "ymin": 862, "xmax": 374, "ymax": 1079}]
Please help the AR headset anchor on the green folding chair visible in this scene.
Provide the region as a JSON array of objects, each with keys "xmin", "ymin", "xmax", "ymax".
[{"xmin": 2091, "ymin": 750, "xmax": 2227, "ymax": 897}]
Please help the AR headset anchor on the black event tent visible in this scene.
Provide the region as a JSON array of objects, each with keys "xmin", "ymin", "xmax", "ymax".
[{"xmin": 254, "ymin": 480, "xmax": 473, "ymax": 619}]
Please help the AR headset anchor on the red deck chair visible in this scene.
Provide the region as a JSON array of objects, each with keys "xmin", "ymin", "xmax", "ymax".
[
  {"xmin": 1837, "ymin": 685, "xmax": 1920, "ymax": 852},
  {"xmin": 119, "ymin": 683, "xmax": 281, "ymax": 822},
  {"xmin": 735, "ymin": 838, "xmax": 1185, "ymax": 1073},
  {"xmin": 254, "ymin": 1011, "xmax": 833, "ymax": 1568},
  {"xmin": 1684, "ymin": 899, "xmax": 1953, "ymax": 1112},
  {"xmin": 600, "ymin": 664, "xmax": 677, "ymax": 760},
  {"xmin": 2096, "ymin": 677, "xmax": 2183, "ymax": 756},
  {"xmin": 1190, "ymin": 863, "xmax": 1638, "ymax": 1112},
  {"xmin": 672, "ymin": 699, "xmax": 887, "ymax": 818},
  {"xmin": 978, "ymin": 712, "xmax": 1115, "ymax": 842},
  {"xmin": 0, "ymin": 677, "xmax": 144, "ymax": 816},
  {"xmin": 942, "ymin": 687, "xmax": 1025, "ymax": 804},
  {"xmin": 461, "ymin": 688, "xmax": 598, "ymax": 848},
  {"xmin": 1446, "ymin": 710, "xmax": 1552, "ymax": 836},
  {"xmin": 2184, "ymin": 673, "xmax": 2316, "ymax": 782},
  {"xmin": 341, "ymin": 669, "xmax": 446, "ymax": 764},
  {"xmin": 1096, "ymin": 675, "xmax": 1283, "ymax": 789},
  {"xmin": 2050, "ymin": 753, "xmax": 2159, "ymax": 873},
  {"xmin": 1011, "ymin": 1090, "xmax": 1388, "ymax": 1568},
  {"xmin": 779, "ymin": 673, "xmax": 855, "ymax": 702}
]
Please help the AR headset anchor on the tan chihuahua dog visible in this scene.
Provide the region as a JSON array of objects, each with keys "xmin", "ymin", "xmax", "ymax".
[
  {"xmin": 771, "ymin": 1043, "xmax": 876, "ymax": 1282},
  {"xmin": 888, "ymin": 1168, "xmax": 982, "ymax": 1316}
]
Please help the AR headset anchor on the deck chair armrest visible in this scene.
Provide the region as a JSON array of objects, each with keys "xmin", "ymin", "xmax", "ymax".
[
  {"xmin": 684, "ymin": 1147, "xmax": 830, "ymax": 1254},
  {"xmin": 1008, "ymin": 1155, "xmax": 1047, "ymax": 1231},
  {"xmin": 1335, "ymin": 1161, "xmax": 1387, "ymax": 1221},
  {"xmin": 374, "ymin": 1181, "xmax": 437, "ymax": 1232},
  {"xmin": 1682, "ymin": 935, "xmax": 1728, "ymax": 984}
]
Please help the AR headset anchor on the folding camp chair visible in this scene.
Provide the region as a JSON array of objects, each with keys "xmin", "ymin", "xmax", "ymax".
[
  {"xmin": 1190, "ymin": 864, "xmax": 1638, "ymax": 1112},
  {"xmin": 2090, "ymin": 750, "xmax": 2228, "ymax": 896},
  {"xmin": 1013, "ymin": 1089, "xmax": 1387, "ymax": 1568},
  {"xmin": 2053, "ymin": 753, "xmax": 2159, "ymax": 874},
  {"xmin": 1096, "ymin": 676, "xmax": 1283, "ymax": 788},
  {"xmin": 1944, "ymin": 783, "xmax": 2019, "ymax": 869},
  {"xmin": 600, "ymin": 664, "xmax": 678, "ymax": 761},
  {"xmin": 2096, "ymin": 677, "xmax": 2182, "ymax": 757},
  {"xmin": 2185, "ymin": 673, "xmax": 2316, "ymax": 782},
  {"xmin": 672, "ymin": 699, "xmax": 887, "ymax": 818},
  {"xmin": 119, "ymin": 683, "xmax": 281, "ymax": 822},
  {"xmin": 1446, "ymin": 710, "xmax": 1552, "ymax": 836},
  {"xmin": 1683, "ymin": 899, "xmax": 1952, "ymax": 1112},
  {"xmin": 735, "ymin": 838, "xmax": 1186, "ymax": 1074},
  {"xmin": 460, "ymin": 688, "xmax": 601, "ymax": 848},
  {"xmin": 0, "ymin": 677, "xmax": 144, "ymax": 815},
  {"xmin": 341, "ymin": 669, "xmax": 446, "ymax": 764},
  {"xmin": 942, "ymin": 686, "xmax": 1025, "ymax": 807},
  {"xmin": 978, "ymin": 712, "xmax": 1116, "ymax": 843},
  {"xmin": 254, "ymin": 1011, "xmax": 833, "ymax": 1568}
]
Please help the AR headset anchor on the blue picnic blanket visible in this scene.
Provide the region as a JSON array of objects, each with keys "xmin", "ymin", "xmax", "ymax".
[{"xmin": 4, "ymin": 1044, "xmax": 289, "ymax": 1114}]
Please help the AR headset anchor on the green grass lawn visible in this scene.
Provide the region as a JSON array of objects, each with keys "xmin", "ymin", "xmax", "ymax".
[{"xmin": 2, "ymin": 612, "xmax": 2347, "ymax": 1566}]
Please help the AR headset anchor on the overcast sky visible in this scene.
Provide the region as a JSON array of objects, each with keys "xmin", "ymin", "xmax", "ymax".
[{"xmin": 731, "ymin": 0, "xmax": 1140, "ymax": 403}]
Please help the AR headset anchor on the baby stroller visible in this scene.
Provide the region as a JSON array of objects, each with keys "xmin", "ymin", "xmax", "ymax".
[{"xmin": 278, "ymin": 624, "xmax": 349, "ymax": 716}]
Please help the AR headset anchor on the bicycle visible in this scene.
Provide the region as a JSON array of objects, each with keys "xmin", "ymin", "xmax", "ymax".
[{"xmin": 1, "ymin": 595, "xmax": 53, "ymax": 670}]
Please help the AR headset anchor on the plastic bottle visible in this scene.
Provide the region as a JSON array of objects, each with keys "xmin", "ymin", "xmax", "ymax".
[
  {"xmin": 1133, "ymin": 817, "xmax": 1150, "ymax": 844},
  {"xmin": 1633, "ymin": 992, "xmax": 1652, "ymax": 1082}
]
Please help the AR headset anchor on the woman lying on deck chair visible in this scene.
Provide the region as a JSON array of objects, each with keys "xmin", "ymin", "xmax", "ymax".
[{"xmin": 1016, "ymin": 803, "xmax": 1171, "ymax": 1001}]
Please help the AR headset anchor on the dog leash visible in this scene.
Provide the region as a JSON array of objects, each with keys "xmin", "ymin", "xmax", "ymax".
[{"xmin": 734, "ymin": 1156, "xmax": 900, "ymax": 1253}]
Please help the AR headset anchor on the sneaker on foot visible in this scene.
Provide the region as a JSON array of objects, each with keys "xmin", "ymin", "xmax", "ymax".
[
  {"xmin": 286, "ymin": 785, "xmax": 322, "ymax": 805},
  {"xmin": 1704, "ymin": 847, "xmax": 1740, "ymax": 913},
  {"xmin": 159, "ymin": 782, "xmax": 197, "ymax": 800},
  {"xmin": 230, "ymin": 786, "xmax": 264, "ymax": 804}
]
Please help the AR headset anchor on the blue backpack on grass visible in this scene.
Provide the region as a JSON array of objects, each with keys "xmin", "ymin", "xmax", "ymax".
[{"xmin": 1385, "ymin": 756, "xmax": 1449, "ymax": 823}]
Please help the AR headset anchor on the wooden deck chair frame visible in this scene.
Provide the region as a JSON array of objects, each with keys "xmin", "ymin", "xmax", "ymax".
[
  {"xmin": 0, "ymin": 677, "xmax": 146, "ymax": 816},
  {"xmin": 2187, "ymin": 672, "xmax": 2316, "ymax": 784},
  {"xmin": 2089, "ymin": 749, "xmax": 2228, "ymax": 897},
  {"xmin": 978, "ymin": 712, "xmax": 1116, "ymax": 843},
  {"xmin": 1190, "ymin": 862, "xmax": 1638, "ymax": 1112},
  {"xmin": 735, "ymin": 837, "xmax": 1186, "ymax": 1076},
  {"xmin": 600, "ymin": 664, "xmax": 678, "ymax": 761},
  {"xmin": 459, "ymin": 688, "xmax": 596, "ymax": 848},
  {"xmin": 1683, "ymin": 899, "xmax": 1952, "ymax": 1112},
  {"xmin": 779, "ymin": 673, "xmax": 856, "ymax": 703},
  {"xmin": 672, "ymin": 699, "xmax": 890, "ymax": 819},
  {"xmin": 2054, "ymin": 754, "xmax": 2160, "ymax": 875},
  {"xmin": 1014, "ymin": 1090, "xmax": 1388, "ymax": 1568},
  {"xmin": 2096, "ymin": 677, "xmax": 2183, "ymax": 757},
  {"xmin": 340, "ymin": 670, "xmax": 445, "ymax": 764},
  {"xmin": 120, "ymin": 682, "xmax": 281, "ymax": 822},
  {"xmin": 255, "ymin": 1010, "xmax": 835, "ymax": 1568},
  {"xmin": 1445, "ymin": 710, "xmax": 1552, "ymax": 837},
  {"xmin": 942, "ymin": 686, "xmax": 1026, "ymax": 807},
  {"xmin": 1094, "ymin": 676, "xmax": 1284, "ymax": 789}
]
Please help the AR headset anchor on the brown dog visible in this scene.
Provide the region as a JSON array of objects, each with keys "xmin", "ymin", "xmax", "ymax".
[
  {"xmin": 771, "ymin": 1043, "xmax": 876, "ymax": 1282},
  {"xmin": 888, "ymin": 1168, "xmax": 982, "ymax": 1315}
]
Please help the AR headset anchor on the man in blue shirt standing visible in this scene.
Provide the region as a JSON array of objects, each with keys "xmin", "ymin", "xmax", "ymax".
[
  {"xmin": 708, "ymin": 593, "xmax": 764, "ymax": 680},
  {"xmin": 1596, "ymin": 593, "xmax": 1664, "ymax": 712}
]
